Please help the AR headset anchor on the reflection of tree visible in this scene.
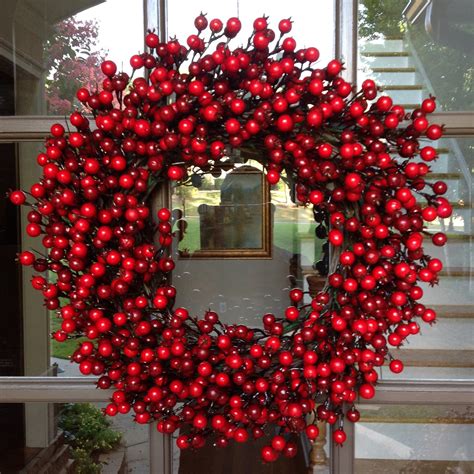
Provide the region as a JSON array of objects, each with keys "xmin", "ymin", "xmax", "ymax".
[
  {"xmin": 44, "ymin": 18, "xmax": 106, "ymax": 114},
  {"xmin": 359, "ymin": 0, "xmax": 473, "ymax": 111},
  {"xmin": 359, "ymin": 0, "xmax": 406, "ymax": 38},
  {"xmin": 410, "ymin": 25, "xmax": 473, "ymax": 111}
]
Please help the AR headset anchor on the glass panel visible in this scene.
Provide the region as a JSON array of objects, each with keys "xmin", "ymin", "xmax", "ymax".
[
  {"xmin": 170, "ymin": 164, "xmax": 325, "ymax": 328},
  {"xmin": 358, "ymin": 0, "xmax": 473, "ymax": 111},
  {"xmin": 1, "ymin": 142, "xmax": 91, "ymax": 376},
  {"xmin": 0, "ymin": 143, "xmax": 23, "ymax": 377},
  {"xmin": 170, "ymin": 429, "xmax": 309, "ymax": 474},
  {"xmin": 358, "ymin": 0, "xmax": 474, "ymax": 382},
  {"xmin": 377, "ymin": 135, "xmax": 473, "ymax": 381},
  {"xmin": 355, "ymin": 404, "xmax": 474, "ymax": 473},
  {"xmin": 0, "ymin": 402, "xmax": 140, "ymax": 472},
  {"xmin": 0, "ymin": 0, "xmax": 144, "ymax": 115},
  {"xmin": 173, "ymin": 163, "xmax": 271, "ymax": 258},
  {"xmin": 166, "ymin": 0, "xmax": 336, "ymax": 67}
]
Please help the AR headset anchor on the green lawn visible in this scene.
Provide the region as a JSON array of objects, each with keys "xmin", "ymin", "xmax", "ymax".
[{"xmin": 50, "ymin": 313, "xmax": 85, "ymax": 359}]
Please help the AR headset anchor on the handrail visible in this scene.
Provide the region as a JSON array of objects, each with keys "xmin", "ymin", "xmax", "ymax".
[{"xmin": 0, "ymin": 376, "xmax": 472, "ymax": 403}]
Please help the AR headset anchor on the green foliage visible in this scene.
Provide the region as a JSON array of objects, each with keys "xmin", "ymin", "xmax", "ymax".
[
  {"xmin": 409, "ymin": 24, "xmax": 474, "ymax": 111},
  {"xmin": 44, "ymin": 18, "xmax": 106, "ymax": 114},
  {"xmin": 359, "ymin": 0, "xmax": 407, "ymax": 38},
  {"xmin": 359, "ymin": 0, "xmax": 473, "ymax": 110},
  {"xmin": 50, "ymin": 314, "xmax": 85, "ymax": 359},
  {"xmin": 69, "ymin": 448, "xmax": 102, "ymax": 474},
  {"xmin": 59, "ymin": 403, "xmax": 121, "ymax": 473}
]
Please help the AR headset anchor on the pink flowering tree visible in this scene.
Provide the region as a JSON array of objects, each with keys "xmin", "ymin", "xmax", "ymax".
[{"xmin": 44, "ymin": 18, "xmax": 107, "ymax": 114}]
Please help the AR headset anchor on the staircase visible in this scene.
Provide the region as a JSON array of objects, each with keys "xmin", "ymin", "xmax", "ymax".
[
  {"xmin": 19, "ymin": 434, "xmax": 75, "ymax": 474},
  {"xmin": 359, "ymin": 34, "xmax": 473, "ymax": 379}
]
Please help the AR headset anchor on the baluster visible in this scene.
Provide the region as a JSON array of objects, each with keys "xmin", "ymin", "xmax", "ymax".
[
  {"xmin": 309, "ymin": 419, "xmax": 329, "ymax": 473},
  {"xmin": 306, "ymin": 274, "xmax": 330, "ymax": 473}
]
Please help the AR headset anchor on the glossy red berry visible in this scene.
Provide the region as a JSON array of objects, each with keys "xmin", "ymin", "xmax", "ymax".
[
  {"xmin": 9, "ymin": 190, "xmax": 26, "ymax": 205},
  {"xmin": 101, "ymin": 60, "xmax": 117, "ymax": 77}
]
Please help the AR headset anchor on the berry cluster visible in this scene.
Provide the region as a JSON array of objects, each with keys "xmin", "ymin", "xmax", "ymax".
[{"xmin": 9, "ymin": 15, "xmax": 450, "ymax": 463}]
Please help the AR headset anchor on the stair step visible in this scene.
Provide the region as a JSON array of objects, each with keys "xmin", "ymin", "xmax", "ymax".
[
  {"xmin": 359, "ymin": 405, "xmax": 472, "ymax": 424},
  {"xmin": 421, "ymin": 274, "xmax": 472, "ymax": 305},
  {"xmin": 380, "ymin": 85, "xmax": 424, "ymax": 90},
  {"xmin": 381, "ymin": 88, "xmax": 425, "ymax": 103},
  {"xmin": 425, "ymin": 176, "xmax": 467, "ymax": 200},
  {"xmin": 431, "ymin": 305, "xmax": 472, "ymax": 318},
  {"xmin": 395, "ymin": 349, "xmax": 474, "ymax": 368},
  {"xmin": 360, "ymin": 55, "xmax": 413, "ymax": 68},
  {"xmin": 399, "ymin": 103, "xmax": 419, "ymax": 109},
  {"xmin": 427, "ymin": 232, "xmax": 471, "ymax": 241},
  {"xmin": 360, "ymin": 39, "xmax": 406, "ymax": 53},
  {"xmin": 423, "ymin": 227, "xmax": 472, "ymax": 242},
  {"xmin": 20, "ymin": 435, "xmax": 65, "ymax": 473},
  {"xmin": 361, "ymin": 52, "xmax": 410, "ymax": 57},
  {"xmin": 428, "ymin": 172, "xmax": 462, "ymax": 179},
  {"xmin": 439, "ymin": 269, "xmax": 472, "ymax": 277},
  {"xmin": 403, "ymin": 318, "xmax": 473, "ymax": 350},
  {"xmin": 368, "ymin": 70, "xmax": 419, "ymax": 86},
  {"xmin": 451, "ymin": 201, "xmax": 472, "ymax": 209},
  {"xmin": 37, "ymin": 444, "xmax": 71, "ymax": 474},
  {"xmin": 371, "ymin": 67, "xmax": 416, "ymax": 73}
]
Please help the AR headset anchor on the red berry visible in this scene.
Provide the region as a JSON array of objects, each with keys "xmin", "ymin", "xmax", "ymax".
[
  {"xmin": 278, "ymin": 19, "xmax": 292, "ymax": 33},
  {"xmin": 276, "ymin": 114, "xmax": 294, "ymax": 132},
  {"xmin": 359, "ymin": 383, "xmax": 375, "ymax": 399},
  {"xmin": 426, "ymin": 124, "xmax": 443, "ymax": 140},
  {"xmin": 328, "ymin": 229, "xmax": 344, "ymax": 246},
  {"xmin": 225, "ymin": 17, "xmax": 241, "ymax": 37},
  {"xmin": 210, "ymin": 18, "xmax": 223, "ymax": 33},
  {"xmin": 9, "ymin": 190, "xmax": 26, "ymax": 205},
  {"xmin": 390, "ymin": 359, "xmax": 404, "ymax": 374},
  {"xmin": 333, "ymin": 429, "xmax": 346, "ymax": 445},
  {"xmin": 101, "ymin": 60, "xmax": 117, "ymax": 77},
  {"xmin": 261, "ymin": 446, "xmax": 278, "ymax": 462}
]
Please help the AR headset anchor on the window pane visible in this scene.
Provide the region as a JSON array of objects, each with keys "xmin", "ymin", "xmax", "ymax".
[
  {"xmin": 170, "ymin": 166, "xmax": 325, "ymax": 328},
  {"xmin": 0, "ymin": 401, "xmax": 143, "ymax": 472},
  {"xmin": 171, "ymin": 429, "xmax": 308, "ymax": 473},
  {"xmin": 379, "ymin": 137, "xmax": 473, "ymax": 381},
  {"xmin": 358, "ymin": 0, "xmax": 474, "ymax": 111},
  {"xmin": 0, "ymin": 0, "xmax": 143, "ymax": 116},
  {"xmin": 355, "ymin": 404, "xmax": 474, "ymax": 473},
  {"xmin": 166, "ymin": 0, "xmax": 336, "ymax": 67},
  {"xmin": 0, "ymin": 142, "xmax": 92, "ymax": 376},
  {"xmin": 358, "ymin": 0, "xmax": 474, "ymax": 379}
]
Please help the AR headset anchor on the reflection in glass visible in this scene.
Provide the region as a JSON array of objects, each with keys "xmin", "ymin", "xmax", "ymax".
[
  {"xmin": 0, "ymin": 0, "xmax": 143, "ymax": 115},
  {"xmin": 171, "ymin": 163, "xmax": 324, "ymax": 328},
  {"xmin": 174, "ymin": 165, "xmax": 270, "ymax": 258},
  {"xmin": 166, "ymin": 0, "xmax": 336, "ymax": 67},
  {"xmin": 0, "ymin": 142, "xmax": 89, "ymax": 378},
  {"xmin": 358, "ymin": 0, "xmax": 473, "ymax": 111},
  {"xmin": 355, "ymin": 404, "xmax": 474, "ymax": 473},
  {"xmin": 0, "ymin": 402, "xmax": 144, "ymax": 472}
]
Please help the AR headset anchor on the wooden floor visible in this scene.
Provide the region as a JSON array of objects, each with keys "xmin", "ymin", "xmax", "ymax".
[{"xmin": 178, "ymin": 434, "xmax": 307, "ymax": 474}]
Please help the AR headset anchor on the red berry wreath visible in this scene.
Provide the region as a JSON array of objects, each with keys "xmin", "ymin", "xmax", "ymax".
[{"xmin": 9, "ymin": 14, "xmax": 451, "ymax": 463}]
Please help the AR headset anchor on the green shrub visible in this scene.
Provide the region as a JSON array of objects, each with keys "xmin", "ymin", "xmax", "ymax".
[{"xmin": 59, "ymin": 403, "xmax": 121, "ymax": 473}]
